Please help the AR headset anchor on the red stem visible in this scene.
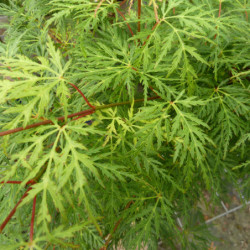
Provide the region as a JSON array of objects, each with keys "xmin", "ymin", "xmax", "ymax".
[
  {"xmin": 29, "ymin": 196, "xmax": 37, "ymax": 242},
  {"xmin": 218, "ymin": 0, "xmax": 222, "ymax": 18},
  {"xmin": 116, "ymin": 8, "xmax": 134, "ymax": 36},
  {"xmin": 1, "ymin": 181, "xmax": 22, "ymax": 184},
  {"xmin": 0, "ymin": 109, "xmax": 92, "ymax": 137},
  {"xmin": 0, "ymin": 187, "xmax": 32, "ymax": 233},
  {"xmin": 94, "ymin": 0, "xmax": 105, "ymax": 17},
  {"xmin": 0, "ymin": 96, "xmax": 160, "ymax": 137},
  {"xmin": 149, "ymin": 86, "xmax": 159, "ymax": 96},
  {"xmin": 245, "ymin": 10, "xmax": 248, "ymax": 21},
  {"xmin": 68, "ymin": 82, "xmax": 95, "ymax": 109},
  {"xmin": 100, "ymin": 200, "xmax": 133, "ymax": 250},
  {"xmin": 0, "ymin": 180, "xmax": 35, "ymax": 185},
  {"xmin": 119, "ymin": 0, "xmax": 127, "ymax": 7},
  {"xmin": 48, "ymin": 31, "xmax": 63, "ymax": 45},
  {"xmin": 73, "ymin": 110, "xmax": 95, "ymax": 121},
  {"xmin": 142, "ymin": 21, "xmax": 159, "ymax": 46}
]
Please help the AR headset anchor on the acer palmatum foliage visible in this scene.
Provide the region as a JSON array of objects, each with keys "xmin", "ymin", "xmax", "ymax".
[{"xmin": 0, "ymin": 0, "xmax": 249, "ymax": 249}]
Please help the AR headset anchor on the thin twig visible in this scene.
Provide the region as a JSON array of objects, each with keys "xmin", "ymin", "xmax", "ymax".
[
  {"xmin": 29, "ymin": 196, "xmax": 37, "ymax": 242},
  {"xmin": 141, "ymin": 0, "xmax": 160, "ymax": 46},
  {"xmin": 67, "ymin": 82, "xmax": 95, "ymax": 109},
  {"xmin": 245, "ymin": 10, "xmax": 248, "ymax": 21},
  {"xmin": 116, "ymin": 8, "xmax": 134, "ymax": 36},
  {"xmin": 1, "ymin": 181, "xmax": 22, "ymax": 184},
  {"xmin": 149, "ymin": 86, "xmax": 159, "ymax": 96},
  {"xmin": 0, "ymin": 187, "xmax": 32, "ymax": 233},
  {"xmin": 73, "ymin": 110, "xmax": 95, "ymax": 121},
  {"xmin": 119, "ymin": 0, "xmax": 127, "ymax": 7},
  {"xmin": 94, "ymin": 0, "xmax": 105, "ymax": 17},
  {"xmin": 100, "ymin": 200, "xmax": 134, "ymax": 250},
  {"xmin": 48, "ymin": 31, "xmax": 63, "ymax": 45},
  {"xmin": 128, "ymin": 0, "xmax": 133, "ymax": 15},
  {"xmin": 152, "ymin": 1, "xmax": 159, "ymax": 23},
  {"xmin": 218, "ymin": 0, "xmax": 222, "ymax": 17},
  {"xmin": 0, "ymin": 180, "xmax": 34, "ymax": 185},
  {"xmin": 142, "ymin": 21, "xmax": 159, "ymax": 46}
]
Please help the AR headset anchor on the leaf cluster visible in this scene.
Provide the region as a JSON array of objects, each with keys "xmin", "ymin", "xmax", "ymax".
[{"xmin": 0, "ymin": 0, "xmax": 249, "ymax": 249}]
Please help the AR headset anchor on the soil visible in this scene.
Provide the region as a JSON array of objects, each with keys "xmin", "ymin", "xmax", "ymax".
[{"xmin": 207, "ymin": 199, "xmax": 250, "ymax": 249}]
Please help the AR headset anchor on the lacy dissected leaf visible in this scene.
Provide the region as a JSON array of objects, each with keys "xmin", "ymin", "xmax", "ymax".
[{"xmin": 0, "ymin": 38, "xmax": 71, "ymax": 128}]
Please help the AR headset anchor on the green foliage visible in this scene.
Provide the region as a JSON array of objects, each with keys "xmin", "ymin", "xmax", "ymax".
[{"xmin": 0, "ymin": 0, "xmax": 249, "ymax": 249}]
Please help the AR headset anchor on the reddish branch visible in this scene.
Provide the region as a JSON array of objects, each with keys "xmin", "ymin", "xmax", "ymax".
[
  {"xmin": 152, "ymin": 1, "xmax": 159, "ymax": 23},
  {"xmin": 119, "ymin": 0, "xmax": 127, "ymax": 7},
  {"xmin": 0, "ymin": 109, "xmax": 92, "ymax": 137},
  {"xmin": 0, "ymin": 180, "xmax": 35, "ymax": 185},
  {"xmin": 48, "ymin": 31, "xmax": 63, "ymax": 45},
  {"xmin": 0, "ymin": 169, "xmax": 47, "ymax": 236},
  {"xmin": 73, "ymin": 109, "xmax": 95, "ymax": 121},
  {"xmin": 149, "ymin": 86, "xmax": 159, "ymax": 96},
  {"xmin": 67, "ymin": 82, "xmax": 95, "ymax": 109},
  {"xmin": 218, "ymin": 0, "xmax": 222, "ymax": 18},
  {"xmin": 0, "ymin": 187, "xmax": 32, "ymax": 233},
  {"xmin": 0, "ymin": 96, "xmax": 160, "ymax": 137},
  {"xmin": 142, "ymin": 21, "xmax": 160, "ymax": 46},
  {"xmin": 29, "ymin": 196, "xmax": 37, "ymax": 242},
  {"xmin": 94, "ymin": 0, "xmax": 105, "ymax": 17},
  {"xmin": 100, "ymin": 200, "xmax": 134, "ymax": 250},
  {"xmin": 116, "ymin": 8, "xmax": 134, "ymax": 36},
  {"xmin": 245, "ymin": 10, "xmax": 248, "ymax": 21},
  {"xmin": 1, "ymin": 180, "xmax": 22, "ymax": 184}
]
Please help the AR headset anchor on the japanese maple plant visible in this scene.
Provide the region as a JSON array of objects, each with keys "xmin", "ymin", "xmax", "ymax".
[{"xmin": 0, "ymin": 0, "xmax": 249, "ymax": 249}]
